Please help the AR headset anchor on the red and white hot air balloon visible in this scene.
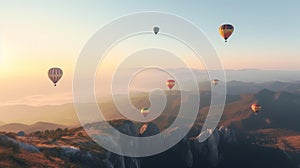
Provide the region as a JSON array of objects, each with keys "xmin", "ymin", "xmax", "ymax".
[{"xmin": 166, "ymin": 79, "xmax": 175, "ymax": 90}]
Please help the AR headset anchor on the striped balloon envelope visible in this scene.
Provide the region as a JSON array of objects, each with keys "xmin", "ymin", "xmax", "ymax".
[
  {"xmin": 219, "ymin": 24, "xmax": 234, "ymax": 42},
  {"xmin": 48, "ymin": 67, "xmax": 63, "ymax": 86}
]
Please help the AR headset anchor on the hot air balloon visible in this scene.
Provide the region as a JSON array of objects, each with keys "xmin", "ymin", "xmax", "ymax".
[
  {"xmin": 251, "ymin": 103, "xmax": 262, "ymax": 114},
  {"xmin": 212, "ymin": 79, "xmax": 219, "ymax": 85},
  {"xmin": 139, "ymin": 124, "xmax": 148, "ymax": 135},
  {"xmin": 166, "ymin": 79, "xmax": 175, "ymax": 90},
  {"xmin": 219, "ymin": 24, "xmax": 234, "ymax": 42},
  {"xmin": 141, "ymin": 107, "xmax": 150, "ymax": 117},
  {"xmin": 153, "ymin": 26, "xmax": 159, "ymax": 35},
  {"xmin": 48, "ymin": 67, "xmax": 63, "ymax": 86}
]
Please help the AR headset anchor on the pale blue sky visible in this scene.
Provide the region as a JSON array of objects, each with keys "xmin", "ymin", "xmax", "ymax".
[{"xmin": 1, "ymin": 0, "xmax": 299, "ymax": 72}]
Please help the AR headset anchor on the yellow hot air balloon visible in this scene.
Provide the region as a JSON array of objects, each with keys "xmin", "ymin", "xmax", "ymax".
[
  {"xmin": 219, "ymin": 24, "xmax": 234, "ymax": 42},
  {"xmin": 48, "ymin": 67, "xmax": 63, "ymax": 86},
  {"xmin": 251, "ymin": 103, "xmax": 262, "ymax": 114},
  {"xmin": 141, "ymin": 107, "xmax": 150, "ymax": 117}
]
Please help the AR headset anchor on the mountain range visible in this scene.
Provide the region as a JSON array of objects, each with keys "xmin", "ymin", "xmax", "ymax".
[
  {"xmin": 0, "ymin": 122, "xmax": 68, "ymax": 134},
  {"xmin": 1, "ymin": 81, "xmax": 300, "ymax": 126},
  {"xmin": 1, "ymin": 81, "xmax": 300, "ymax": 167}
]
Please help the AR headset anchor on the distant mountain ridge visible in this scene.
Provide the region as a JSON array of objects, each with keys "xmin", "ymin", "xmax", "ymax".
[
  {"xmin": 0, "ymin": 122, "xmax": 68, "ymax": 133},
  {"xmin": 1, "ymin": 81, "xmax": 300, "ymax": 131},
  {"xmin": 0, "ymin": 104, "xmax": 80, "ymax": 126},
  {"xmin": 214, "ymin": 89, "xmax": 300, "ymax": 132},
  {"xmin": 227, "ymin": 80, "xmax": 300, "ymax": 95}
]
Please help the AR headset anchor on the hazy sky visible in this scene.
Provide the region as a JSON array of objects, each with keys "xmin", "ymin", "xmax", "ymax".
[{"xmin": 0, "ymin": 0, "xmax": 300, "ymax": 106}]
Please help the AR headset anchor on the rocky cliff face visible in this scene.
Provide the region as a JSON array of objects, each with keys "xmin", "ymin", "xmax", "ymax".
[
  {"xmin": 101, "ymin": 120, "xmax": 141, "ymax": 168},
  {"xmin": 190, "ymin": 126, "xmax": 237, "ymax": 167},
  {"xmin": 137, "ymin": 123, "xmax": 237, "ymax": 168},
  {"xmin": 0, "ymin": 120, "xmax": 295, "ymax": 168}
]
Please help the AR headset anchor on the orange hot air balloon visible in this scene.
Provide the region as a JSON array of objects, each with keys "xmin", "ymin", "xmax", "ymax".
[
  {"xmin": 219, "ymin": 24, "xmax": 234, "ymax": 42},
  {"xmin": 166, "ymin": 79, "xmax": 175, "ymax": 90},
  {"xmin": 251, "ymin": 103, "xmax": 262, "ymax": 114},
  {"xmin": 48, "ymin": 67, "xmax": 63, "ymax": 86},
  {"xmin": 139, "ymin": 124, "xmax": 148, "ymax": 135}
]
